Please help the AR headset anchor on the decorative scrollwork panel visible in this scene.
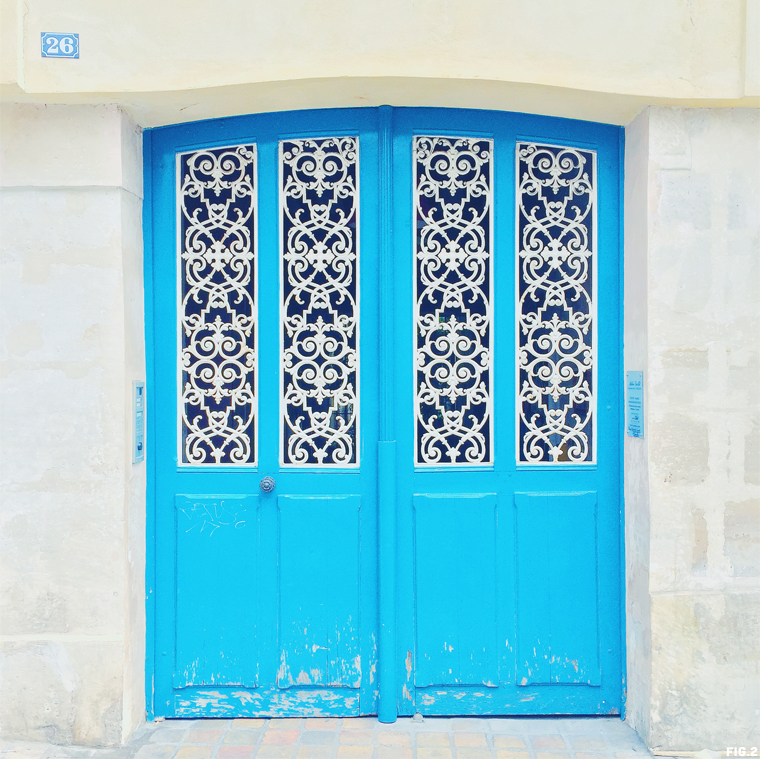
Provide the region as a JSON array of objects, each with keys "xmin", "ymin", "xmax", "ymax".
[
  {"xmin": 414, "ymin": 136, "xmax": 493, "ymax": 466},
  {"xmin": 516, "ymin": 142, "xmax": 596, "ymax": 464},
  {"xmin": 178, "ymin": 144, "xmax": 257, "ymax": 466},
  {"xmin": 281, "ymin": 137, "xmax": 359, "ymax": 466}
]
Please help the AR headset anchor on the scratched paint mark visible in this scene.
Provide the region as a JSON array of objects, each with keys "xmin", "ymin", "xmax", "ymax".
[
  {"xmin": 420, "ymin": 693, "xmax": 435, "ymax": 706},
  {"xmin": 402, "ymin": 684, "xmax": 412, "ymax": 701},
  {"xmin": 520, "ymin": 677, "xmax": 528, "ymax": 686},
  {"xmin": 178, "ymin": 499, "xmax": 244, "ymax": 536},
  {"xmin": 353, "ymin": 654, "xmax": 362, "ymax": 688},
  {"xmin": 405, "ymin": 650, "xmax": 412, "ymax": 681}
]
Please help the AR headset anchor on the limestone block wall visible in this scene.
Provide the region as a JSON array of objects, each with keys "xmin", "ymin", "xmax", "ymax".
[
  {"xmin": 0, "ymin": 104, "xmax": 145, "ymax": 745},
  {"xmin": 0, "ymin": 99, "xmax": 758, "ymax": 751},
  {"xmin": 625, "ymin": 106, "xmax": 760, "ymax": 752}
]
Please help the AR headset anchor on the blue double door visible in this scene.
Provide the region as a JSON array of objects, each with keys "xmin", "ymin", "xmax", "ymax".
[{"xmin": 147, "ymin": 107, "xmax": 623, "ymax": 718}]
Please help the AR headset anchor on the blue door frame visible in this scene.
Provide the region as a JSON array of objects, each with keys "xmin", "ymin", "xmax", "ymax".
[{"xmin": 144, "ymin": 106, "xmax": 625, "ymax": 720}]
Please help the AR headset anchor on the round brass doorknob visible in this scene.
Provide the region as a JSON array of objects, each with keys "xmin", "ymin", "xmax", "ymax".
[{"xmin": 259, "ymin": 476, "xmax": 276, "ymax": 493}]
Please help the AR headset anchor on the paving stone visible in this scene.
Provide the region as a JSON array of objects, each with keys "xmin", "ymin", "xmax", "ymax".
[
  {"xmin": 341, "ymin": 718, "xmax": 379, "ymax": 729},
  {"xmin": 268, "ymin": 720, "xmax": 303, "ymax": 729},
  {"xmin": 559, "ymin": 719, "xmax": 603, "ymax": 734},
  {"xmin": 175, "ymin": 748, "xmax": 214, "ymax": 759},
  {"xmin": 225, "ymin": 730, "xmax": 262, "ymax": 745},
  {"xmin": 418, "ymin": 719, "xmax": 453, "ymax": 732},
  {"xmin": 453, "ymin": 734, "xmax": 488, "ymax": 748},
  {"xmin": 492, "ymin": 737, "xmax": 526, "ymax": 749},
  {"xmin": 255, "ymin": 748, "xmax": 294, "ymax": 759},
  {"xmin": 339, "ymin": 730, "xmax": 374, "ymax": 745},
  {"xmin": 531, "ymin": 736, "xmax": 566, "ymax": 750},
  {"xmin": 417, "ymin": 749, "xmax": 454, "ymax": 759},
  {"xmin": 336, "ymin": 747, "xmax": 373, "ymax": 758},
  {"xmin": 149, "ymin": 728, "xmax": 188, "ymax": 743},
  {"xmin": 135, "ymin": 745, "xmax": 176, "ymax": 758},
  {"xmin": 261, "ymin": 731, "xmax": 299, "ymax": 746},
  {"xmin": 495, "ymin": 752, "xmax": 530, "ymax": 759},
  {"xmin": 571, "ymin": 736, "xmax": 608, "ymax": 751},
  {"xmin": 416, "ymin": 732, "xmax": 451, "ymax": 747},
  {"xmin": 488, "ymin": 722, "xmax": 529, "ymax": 735},
  {"xmin": 296, "ymin": 748, "xmax": 335, "ymax": 759},
  {"xmin": 376, "ymin": 748, "xmax": 413, "ymax": 759},
  {"xmin": 233, "ymin": 720, "xmax": 268, "ymax": 729},
  {"xmin": 378, "ymin": 732, "xmax": 411, "ymax": 746},
  {"xmin": 535, "ymin": 754, "xmax": 570, "ymax": 759},
  {"xmin": 217, "ymin": 747, "xmax": 256, "ymax": 759},
  {"xmin": 452, "ymin": 720, "xmax": 485, "ymax": 731},
  {"xmin": 187, "ymin": 729, "xmax": 225, "ymax": 743},
  {"xmin": 299, "ymin": 731, "xmax": 336, "ymax": 746},
  {"xmin": 303, "ymin": 719, "xmax": 340, "ymax": 729},
  {"xmin": 455, "ymin": 750, "xmax": 494, "ymax": 759},
  {"xmin": 576, "ymin": 754, "xmax": 609, "ymax": 759}
]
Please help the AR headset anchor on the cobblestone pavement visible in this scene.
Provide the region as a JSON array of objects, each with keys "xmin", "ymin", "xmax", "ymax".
[{"xmin": 1, "ymin": 717, "xmax": 653, "ymax": 759}]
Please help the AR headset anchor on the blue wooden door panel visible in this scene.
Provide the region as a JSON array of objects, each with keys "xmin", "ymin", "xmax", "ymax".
[
  {"xmin": 515, "ymin": 492, "xmax": 600, "ymax": 687},
  {"xmin": 277, "ymin": 495, "xmax": 362, "ymax": 690},
  {"xmin": 174, "ymin": 495, "xmax": 258, "ymax": 689},
  {"xmin": 414, "ymin": 494, "xmax": 498, "ymax": 688},
  {"xmin": 148, "ymin": 108, "xmax": 380, "ymax": 718},
  {"xmin": 146, "ymin": 106, "xmax": 623, "ymax": 719},
  {"xmin": 389, "ymin": 107, "xmax": 622, "ymax": 717}
]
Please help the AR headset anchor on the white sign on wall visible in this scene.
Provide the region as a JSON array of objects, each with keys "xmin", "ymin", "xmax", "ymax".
[
  {"xmin": 133, "ymin": 382, "xmax": 145, "ymax": 463},
  {"xmin": 626, "ymin": 371, "xmax": 644, "ymax": 438}
]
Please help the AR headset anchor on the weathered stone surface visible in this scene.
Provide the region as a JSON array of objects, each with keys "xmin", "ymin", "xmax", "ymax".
[
  {"xmin": 625, "ymin": 106, "xmax": 760, "ymax": 753},
  {"xmin": 0, "ymin": 640, "xmax": 124, "ymax": 746},
  {"xmin": 0, "ymin": 104, "xmax": 145, "ymax": 746}
]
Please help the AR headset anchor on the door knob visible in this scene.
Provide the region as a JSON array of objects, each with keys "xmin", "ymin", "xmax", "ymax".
[{"xmin": 259, "ymin": 476, "xmax": 276, "ymax": 493}]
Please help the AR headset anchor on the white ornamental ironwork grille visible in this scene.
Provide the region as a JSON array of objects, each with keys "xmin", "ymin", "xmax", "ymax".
[
  {"xmin": 516, "ymin": 142, "xmax": 596, "ymax": 465},
  {"xmin": 280, "ymin": 137, "xmax": 359, "ymax": 467},
  {"xmin": 414, "ymin": 136, "xmax": 494, "ymax": 466},
  {"xmin": 178, "ymin": 144, "xmax": 257, "ymax": 466}
]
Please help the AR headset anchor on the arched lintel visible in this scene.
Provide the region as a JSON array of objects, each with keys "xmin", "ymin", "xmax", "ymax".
[{"xmin": 9, "ymin": 76, "xmax": 758, "ymax": 130}]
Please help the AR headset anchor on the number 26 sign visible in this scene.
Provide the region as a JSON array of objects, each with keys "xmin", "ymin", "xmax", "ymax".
[{"xmin": 41, "ymin": 33, "xmax": 79, "ymax": 59}]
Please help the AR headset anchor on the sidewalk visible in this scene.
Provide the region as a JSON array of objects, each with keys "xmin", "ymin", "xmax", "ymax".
[{"xmin": 0, "ymin": 717, "xmax": 652, "ymax": 759}]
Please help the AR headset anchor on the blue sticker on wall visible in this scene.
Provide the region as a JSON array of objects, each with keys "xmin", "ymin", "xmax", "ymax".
[
  {"xmin": 41, "ymin": 33, "xmax": 79, "ymax": 59},
  {"xmin": 626, "ymin": 371, "xmax": 644, "ymax": 438}
]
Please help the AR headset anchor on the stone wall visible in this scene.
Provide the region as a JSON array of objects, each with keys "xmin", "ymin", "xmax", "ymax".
[
  {"xmin": 625, "ymin": 106, "xmax": 760, "ymax": 752},
  {"xmin": 1, "ymin": 101, "xmax": 758, "ymax": 751},
  {"xmin": 0, "ymin": 104, "xmax": 145, "ymax": 745}
]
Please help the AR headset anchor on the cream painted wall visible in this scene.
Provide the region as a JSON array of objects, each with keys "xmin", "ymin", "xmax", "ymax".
[
  {"xmin": 624, "ymin": 106, "xmax": 760, "ymax": 752},
  {"xmin": 0, "ymin": 104, "xmax": 145, "ymax": 745},
  {"xmin": 0, "ymin": 0, "xmax": 758, "ymax": 127}
]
